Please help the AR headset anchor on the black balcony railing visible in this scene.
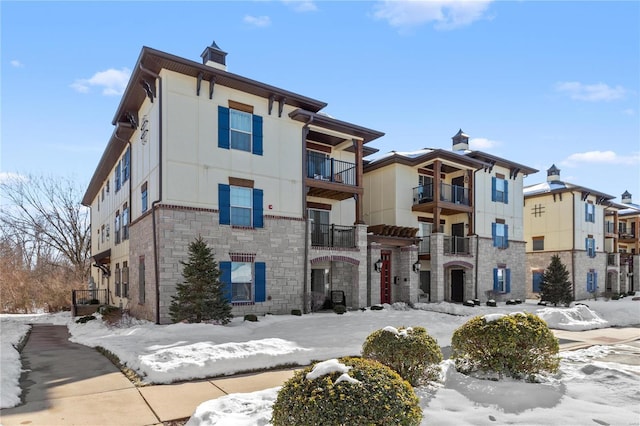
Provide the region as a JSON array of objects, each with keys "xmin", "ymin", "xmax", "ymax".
[
  {"xmin": 311, "ymin": 224, "xmax": 356, "ymax": 248},
  {"xmin": 72, "ymin": 289, "xmax": 109, "ymax": 306},
  {"xmin": 413, "ymin": 183, "xmax": 469, "ymax": 206},
  {"xmin": 607, "ymin": 253, "xmax": 618, "ymax": 266},
  {"xmin": 444, "ymin": 236, "xmax": 470, "ymax": 255},
  {"xmin": 307, "ymin": 151, "xmax": 356, "ymax": 186},
  {"xmin": 605, "ymin": 222, "xmax": 616, "ymax": 234}
]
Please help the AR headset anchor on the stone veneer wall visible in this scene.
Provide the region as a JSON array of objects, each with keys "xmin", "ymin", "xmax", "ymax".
[
  {"xmin": 151, "ymin": 206, "xmax": 306, "ymax": 324},
  {"xmin": 476, "ymin": 237, "xmax": 527, "ymax": 303},
  {"xmin": 128, "ymin": 211, "xmax": 157, "ymax": 322}
]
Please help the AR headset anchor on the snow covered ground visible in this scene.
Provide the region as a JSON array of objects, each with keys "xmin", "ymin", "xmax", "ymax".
[{"xmin": 1, "ymin": 299, "xmax": 639, "ymax": 425}]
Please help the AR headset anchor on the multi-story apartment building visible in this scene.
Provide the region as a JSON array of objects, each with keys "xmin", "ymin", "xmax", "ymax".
[
  {"xmin": 604, "ymin": 191, "xmax": 640, "ymax": 294},
  {"xmin": 82, "ymin": 42, "xmax": 383, "ymax": 323},
  {"xmin": 522, "ymin": 165, "xmax": 636, "ymax": 301},
  {"xmin": 363, "ymin": 130, "xmax": 537, "ymax": 305}
]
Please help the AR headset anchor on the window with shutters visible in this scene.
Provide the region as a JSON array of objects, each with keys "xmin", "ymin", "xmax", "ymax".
[
  {"xmin": 218, "ymin": 105, "xmax": 263, "ymax": 155},
  {"xmin": 493, "ymin": 267, "xmax": 511, "ymax": 293},
  {"xmin": 492, "ymin": 221, "xmax": 509, "ymax": 249},
  {"xmin": 220, "ymin": 259, "xmax": 266, "ymax": 305},
  {"xmin": 491, "ymin": 176, "xmax": 509, "ymax": 204},
  {"xmin": 218, "ymin": 183, "xmax": 263, "ymax": 228}
]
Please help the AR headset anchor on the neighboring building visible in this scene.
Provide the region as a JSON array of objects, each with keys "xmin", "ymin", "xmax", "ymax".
[
  {"xmin": 363, "ymin": 130, "xmax": 537, "ymax": 305},
  {"xmin": 523, "ymin": 165, "xmax": 632, "ymax": 301},
  {"xmin": 604, "ymin": 191, "xmax": 640, "ymax": 294},
  {"xmin": 82, "ymin": 42, "xmax": 383, "ymax": 324}
]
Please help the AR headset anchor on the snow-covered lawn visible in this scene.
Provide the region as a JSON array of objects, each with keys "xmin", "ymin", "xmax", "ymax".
[{"xmin": 2, "ymin": 299, "xmax": 639, "ymax": 425}]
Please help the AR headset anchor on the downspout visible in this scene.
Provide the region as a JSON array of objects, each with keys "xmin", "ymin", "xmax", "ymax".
[
  {"xmin": 571, "ymin": 192, "xmax": 576, "ymax": 301},
  {"xmin": 473, "ymin": 169, "xmax": 479, "ymax": 299},
  {"xmin": 302, "ymin": 114, "xmax": 314, "ymax": 313},
  {"xmin": 139, "ymin": 63, "xmax": 163, "ymax": 324}
]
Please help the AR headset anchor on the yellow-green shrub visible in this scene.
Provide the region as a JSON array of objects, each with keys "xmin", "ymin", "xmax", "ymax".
[
  {"xmin": 451, "ymin": 313, "xmax": 559, "ymax": 381},
  {"xmin": 362, "ymin": 326, "xmax": 443, "ymax": 385},
  {"xmin": 271, "ymin": 357, "xmax": 422, "ymax": 426}
]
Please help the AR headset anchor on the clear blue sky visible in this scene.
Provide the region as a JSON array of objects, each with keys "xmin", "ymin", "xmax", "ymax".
[{"xmin": 2, "ymin": 1, "xmax": 639, "ymax": 203}]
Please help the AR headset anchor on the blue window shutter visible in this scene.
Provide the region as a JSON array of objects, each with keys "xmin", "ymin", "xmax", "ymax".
[
  {"xmin": 504, "ymin": 224, "xmax": 509, "ymax": 248},
  {"xmin": 504, "ymin": 181, "xmax": 509, "ymax": 204},
  {"xmin": 585, "ymin": 237, "xmax": 589, "ymax": 252},
  {"xmin": 218, "ymin": 106, "xmax": 230, "ymax": 149},
  {"xmin": 254, "ymin": 262, "xmax": 266, "ymax": 302},
  {"xmin": 253, "ymin": 188, "xmax": 264, "ymax": 228},
  {"xmin": 218, "ymin": 184, "xmax": 230, "ymax": 225},
  {"xmin": 492, "ymin": 223, "xmax": 497, "ymax": 247},
  {"xmin": 505, "ymin": 269, "xmax": 511, "ymax": 293},
  {"xmin": 493, "ymin": 268, "xmax": 499, "ymax": 292},
  {"xmin": 491, "ymin": 177, "xmax": 497, "ymax": 202},
  {"xmin": 220, "ymin": 261, "xmax": 232, "ymax": 302},
  {"xmin": 533, "ymin": 271, "xmax": 543, "ymax": 293},
  {"xmin": 252, "ymin": 115, "xmax": 263, "ymax": 156},
  {"xmin": 594, "ymin": 272, "xmax": 598, "ymax": 291}
]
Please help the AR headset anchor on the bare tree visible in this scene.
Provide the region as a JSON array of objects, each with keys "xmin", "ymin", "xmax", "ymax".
[{"xmin": 0, "ymin": 174, "xmax": 91, "ymax": 280}]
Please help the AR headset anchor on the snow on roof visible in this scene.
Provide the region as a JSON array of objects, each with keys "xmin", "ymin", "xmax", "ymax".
[{"xmin": 523, "ymin": 181, "xmax": 568, "ymax": 196}]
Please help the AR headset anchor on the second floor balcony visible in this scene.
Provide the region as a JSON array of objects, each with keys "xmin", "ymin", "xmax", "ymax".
[
  {"xmin": 412, "ymin": 183, "xmax": 471, "ymax": 214},
  {"xmin": 311, "ymin": 223, "xmax": 356, "ymax": 249},
  {"xmin": 307, "ymin": 151, "xmax": 356, "ymax": 186}
]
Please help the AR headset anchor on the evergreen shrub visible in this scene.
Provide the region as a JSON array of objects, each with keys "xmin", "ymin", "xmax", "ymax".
[
  {"xmin": 451, "ymin": 313, "xmax": 559, "ymax": 381},
  {"xmin": 75, "ymin": 315, "xmax": 96, "ymax": 324},
  {"xmin": 243, "ymin": 314, "xmax": 258, "ymax": 322},
  {"xmin": 333, "ymin": 305, "xmax": 347, "ymax": 314},
  {"xmin": 271, "ymin": 357, "xmax": 422, "ymax": 426},
  {"xmin": 291, "ymin": 309, "xmax": 302, "ymax": 316},
  {"xmin": 362, "ymin": 326, "xmax": 442, "ymax": 385}
]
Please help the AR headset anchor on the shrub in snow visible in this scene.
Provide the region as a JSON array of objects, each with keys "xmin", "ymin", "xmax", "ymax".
[
  {"xmin": 362, "ymin": 326, "xmax": 443, "ymax": 386},
  {"xmin": 333, "ymin": 304, "xmax": 346, "ymax": 315},
  {"xmin": 271, "ymin": 357, "xmax": 422, "ymax": 426},
  {"xmin": 451, "ymin": 313, "xmax": 559, "ymax": 382},
  {"xmin": 243, "ymin": 314, "xmax": 258, "ymax": 322}
]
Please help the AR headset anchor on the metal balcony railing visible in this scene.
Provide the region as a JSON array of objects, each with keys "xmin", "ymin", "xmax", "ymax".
[
  {"xmin": 311, "ymin": 224, "xmax": 356, "ymax": 248},
  {"xmin": 307, "ymin": 151, "xmax": 356, "ymax": 186},
  {"xmin": 72, "ymin": 289, "xmax": 109, "ymax": 306},
  {"xmin": 444, "ymin": 236, "xmax": 470, "ymax": 255},
  {"xmin": 607, "ymin": 253, "xmax": 618, "ymax": 266},
  {"xmin": 419, "ymin": 236, "xmax": 431, "ymax": 254},
  {"xmin": 605, "ymin": 222, "xmax": 616, "ymax": 234},
  {"xmin": 412, "ymin": 183, "xmax": 469, "ymax": 205}
]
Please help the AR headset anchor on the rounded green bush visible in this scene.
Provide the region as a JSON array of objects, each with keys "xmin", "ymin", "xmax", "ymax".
[
  {"xmin": 362, "ymin": 326, "xmax": 443, "ymax": 385},
  {"xmin": 451, "ymin": 312, "xmax": 559, "ymax": 381},
  {"xmin": 333, "ymin": 305, "xmax": 347, "ymax": 314},
  {"xmin": 271, "ymin": 357, "xmax": 422, "ymax": 426}
]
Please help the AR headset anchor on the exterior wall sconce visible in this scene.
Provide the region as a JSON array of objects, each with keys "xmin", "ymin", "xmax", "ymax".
[
  {"xmin": 413, "ymin": 260, "xmax": 421, "ymax": 273},
  {"xmin": 374, "ymin": 258, "xmax": 383, "ymax": 272}
]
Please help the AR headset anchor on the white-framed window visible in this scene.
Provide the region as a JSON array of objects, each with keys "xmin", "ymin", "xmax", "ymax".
[
  {"xmin": 492, "ymin": 176, "xmax": 508, "ymax": 204},
  {"xmin": 122, "ymin": 203, "xmax": 129, "ymax": 241},
  {"xmin": 231, "ymin": 261, "xmax": 253, "ymax": 302},
  {"xmin": 141, "ymin": 182, "xmax": 148, "ymax": 213},
  {"xmin": 230, "ymin": 186, "xmax": 252, "ymax": 227},
  {"xmin": 230, "ymin": 109, "xmax": 252, "ymax": 152},
  {"xmin": 493, "ymin": 267, "xmax": 511, "ymax": 293},
  {"xmin": 585, "ymin": 203, "xmax": 595, "ymax": 223}
]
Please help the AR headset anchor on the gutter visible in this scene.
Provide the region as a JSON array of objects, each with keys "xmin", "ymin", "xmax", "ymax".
[
  {"xmin": 572, "ymin": 192, "xmax": 576, "ymax": 301},
  {"xmin": 302, "ymin": 115, "xmax": 313, "ymax": 314},
  {"xmin": 114, "ymin": 123, "xmax": 133, "ymax": 309},
  {"xmin": 139, "ymin": 63, "xmax": 163, "ymax": 324}
]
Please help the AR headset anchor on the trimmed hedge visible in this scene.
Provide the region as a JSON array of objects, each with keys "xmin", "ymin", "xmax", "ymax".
[
  {"xmin": 362, "ymin": 326, "xmax": 443, "ymax": 385},
  {"xmin": 451, "ymin": 312, "xmax": 559, "ymax": 381},
  {"xmin": 271, "ymin": 357, "xmax": 422, "ymax": 426}
]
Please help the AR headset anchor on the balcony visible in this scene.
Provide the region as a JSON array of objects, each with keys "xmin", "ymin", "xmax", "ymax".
[
  {"xmin": 311, "ymin": 224, "xmax": 356, "ymax": 248},
  {"xmin": 412, "ymin": 183, "xmax": 471, "ymax": 214},
  {"xmin": 605, "ymin": 221, "xmax": 616, "ymax": 235},
  {"xmin": 607, "ymin": 253, "xmax": 618, "ymax": 266},
  {"xmin": 418, "ymin": 235, "xmax": 471, "ymax": 255},
  {"xmin": 306, "ymin": 151, "xmax": 358, "ymax": 201},
  {"xmin": 444, "ymin": 236, "xmax": 470, "ymax": 255}
]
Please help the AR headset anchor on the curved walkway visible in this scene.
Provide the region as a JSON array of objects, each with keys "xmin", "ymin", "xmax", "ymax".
[{"xmin": 1, "ymin": 324, "xmax": 638, "ymax": 426}]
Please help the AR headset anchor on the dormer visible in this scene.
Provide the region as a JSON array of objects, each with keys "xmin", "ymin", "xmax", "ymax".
[
  {"xmin": 200, "ymin": 41, "xmax": 228, "ymax": 71},
  {"xmin": 621, "ymin": 190, "xmax": 632, "ymax": 204}
]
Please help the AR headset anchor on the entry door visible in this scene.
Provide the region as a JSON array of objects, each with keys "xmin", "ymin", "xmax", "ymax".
[
  {"xmin": 451, "ymin": 269, "xmax": 464, "ymax": 302},
  {"xmin": 380, "ymin": 251, "xmax": 392, "ymax": 304}
]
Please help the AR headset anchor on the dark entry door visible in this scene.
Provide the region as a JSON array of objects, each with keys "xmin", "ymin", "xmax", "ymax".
[
  {"xmin": 380, "ymin": 251, "xmax": 392, "ymax": 304},
  {"xmin": 451, "ymin": 269, "xmax": 464, "ymax": 302}
]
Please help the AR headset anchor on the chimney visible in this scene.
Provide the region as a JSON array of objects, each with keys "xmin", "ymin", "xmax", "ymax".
[
  {"xmin": 452, "ymin": 129, "xmax": 469, "ymax": 151},
  {"xmin": 547, "ymin": 164, "xmax": 561, "ymax": 183},
  {"xmin": 621, "ymin": 190, "xmax": 632, "ymax": 204},
  {"xmin": 200, "ymin": 41, "xmax": 227, "ymax": 71}
]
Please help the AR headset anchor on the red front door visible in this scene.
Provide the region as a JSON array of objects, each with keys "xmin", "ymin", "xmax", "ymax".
[{"xmin": 380, "ymin": 251, "xmax": 392, "ymax": 304}]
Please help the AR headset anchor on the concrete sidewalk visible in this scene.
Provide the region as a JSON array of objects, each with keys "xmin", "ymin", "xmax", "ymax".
[{"xmin": 1, "ymin": 324, "xmax": 638, "ymax": 426}]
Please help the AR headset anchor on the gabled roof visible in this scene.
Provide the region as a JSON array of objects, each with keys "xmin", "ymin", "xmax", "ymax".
[
  {"xmin": 523, "ymin": 180, "xmax": 615, "ymax": 202},
  {"xmin": 363, "ymin": 147, "xmax": 537, "ymax": 176}
]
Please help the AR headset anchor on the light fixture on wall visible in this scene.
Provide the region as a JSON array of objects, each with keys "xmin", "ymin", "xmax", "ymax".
[
  {"xmin": 413, "ymin": 260, "xmax": 421, "ymax": 273},
  {"xmin": 374, "ymin": 258, "xmax": 383, "ymax": 272}
]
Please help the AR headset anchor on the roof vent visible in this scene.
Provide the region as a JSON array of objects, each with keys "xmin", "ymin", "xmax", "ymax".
[
  {"xmin": 452, "ymin": 129, "xmax": 469, "ymax": 151},
  {"xmin": 200, "ymin": 41, "xmax": 227, "ymax": 71},
  {"xmin": 621, "ymin": 190, "xmax": 632, "ymax": 204},
  {"xmin": 547, "ymin": 164, "xmax": 561, "ymax": 182}
]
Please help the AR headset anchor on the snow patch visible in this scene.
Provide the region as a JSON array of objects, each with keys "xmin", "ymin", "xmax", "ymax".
[{"xmin": 306, "ymin": 358, "xmax": 351, "ymax": 380}]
